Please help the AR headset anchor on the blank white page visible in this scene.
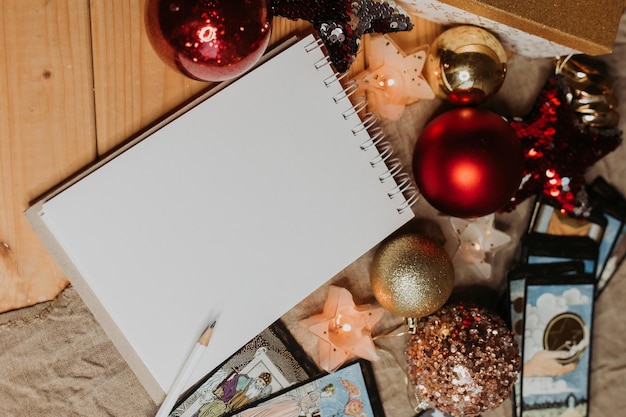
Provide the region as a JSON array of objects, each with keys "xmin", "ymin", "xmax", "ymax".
[{"xmin": 30, "ymin": 34, "xmax": 415, "ymax": 401}]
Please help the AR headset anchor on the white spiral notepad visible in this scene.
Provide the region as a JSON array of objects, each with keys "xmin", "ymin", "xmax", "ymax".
[{"xmin": 26, "ymin": 33, "xmax": 416, "ymax": 402}]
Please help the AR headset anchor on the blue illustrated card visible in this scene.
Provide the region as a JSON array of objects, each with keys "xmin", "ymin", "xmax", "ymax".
[
  {"xmin": 520, "ymin": 279, "xmax": 595, "ymax": 417},
  {"xmin": 228, "ymin": 360, "xmax": 384, "ymax": 417}
]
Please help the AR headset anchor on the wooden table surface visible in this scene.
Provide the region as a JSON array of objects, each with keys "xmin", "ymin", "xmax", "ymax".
[{"xmin": 0, "ymin": 1, "xmax": 442, "ymax": 313}]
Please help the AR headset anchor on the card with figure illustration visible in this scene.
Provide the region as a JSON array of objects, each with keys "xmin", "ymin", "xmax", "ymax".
[
  {"xmin": 587, "ymin": 176, "xmax": 626, "ymax": 295},
  {"xmin": 520, "ymin": 276, "xmax": 595, "ymax": 417},
  {"xmin": 225, "ymin": 360, "xmax": 384, "ymax": 417},
  {"xmin": 170, "ymin": 319, "xmax": 319, "ymax": 417}
]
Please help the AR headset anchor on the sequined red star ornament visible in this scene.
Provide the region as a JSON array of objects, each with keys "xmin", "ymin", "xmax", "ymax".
[
  {"xmin": 502, "ymin": 75, "xmax": 622, "ymax": 215},
  {"xmin": 271, "ymin": 0, "xmax": 413, "ymax": 72}
]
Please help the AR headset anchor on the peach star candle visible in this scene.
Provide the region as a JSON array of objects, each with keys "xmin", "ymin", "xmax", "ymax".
[
  {"xmin": 355, "ymin": 34, "xmax": 434, "ymax": 120},
  {"xmin": 300, "ymin": 285, "xmax": 385, "ymax": 372}
]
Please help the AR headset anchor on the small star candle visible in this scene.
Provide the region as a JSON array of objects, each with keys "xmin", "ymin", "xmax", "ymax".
[
  {"xmin": 354, "ymin": 34, "xmax": 434, "ymax": 120},
  {"xmin": 301, "ymin": 285, "xmax": 385, "ymax": 372}
]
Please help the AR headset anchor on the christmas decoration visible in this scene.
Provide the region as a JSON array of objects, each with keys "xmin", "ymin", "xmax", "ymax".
[
  {"xmin": 502, "ymin": 75, "xmax": 623, "ymax": 215},
  {"xmin": 424, "ymin": 25, "xmax": 507, "ymax": 105},
  {"xmin": 300, "ymin": 285, "xmax": 385, "ymax": 372},
  {"xmin": 412, "ymin": 108, "xmax": 525, "ymax": 218},
  {"xmin": 406, "ymin": 302, "xmax": 520, "ymax": 417},
  {"xmin": 354, "ymin": 34, "xmax": 434, "ymax": 120},
  {"xmin": 445, "ymin": 214, "xmax": 511, "ymax": 280},
  {"xmin": 557, "ymin": 54, "xmax": 620, "ymax": 128},
  {"xmin": 370, "ymin": 234, "xmax": 454, "ymax": 319},
  {"xmin": 271, "ymin": 0, "xmax": 413, "ymax": 73},
  {"xmin": 145, "ymin": 0, "xmax": 272, "ymax": 81}
]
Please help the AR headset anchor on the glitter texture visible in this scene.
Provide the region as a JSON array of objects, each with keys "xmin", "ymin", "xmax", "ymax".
[
  {"xmin": 370, "ymin": 234, "xmax": 454, "ymax": 318},
  {"xmin": 145, "ymin": 0, "xmax": 272, "ymax": 81},
  {"xmin": 502, "ymin": 75, "xmax": 622, "ymax": 216},
  {"xmin": 271, "ymin": 0, "xmax": 413, "ymax": 72},
  {"xmin": 406, "ymin": 302, "xmax": 520, "ymax": 417}
]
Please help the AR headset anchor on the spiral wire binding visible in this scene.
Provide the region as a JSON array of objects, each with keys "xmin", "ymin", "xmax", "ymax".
[
  {"xmin": 360, "ymin": 127, "xmax": 385, "ymax": 151},
  {"xmin": 305, "ymin": 37, "xmax": 418, "ymax": 214},
  {"xmin": 378, "ymin": 158, "xmax": 402, "ymax": 183},
  {"xmin": 369, "ymin": 141, "xmax": 394, "ymax": 168},
  {"xmin": 351, "ymin": 113, "xmax": 378, "ymax": 135},
  {"xmin": 323, "ymin": 70, "xmax": 351, "ymax": 87},
  {"xmin": 332, "ymin": 80, "xmax": 359, "ymax": 103}
]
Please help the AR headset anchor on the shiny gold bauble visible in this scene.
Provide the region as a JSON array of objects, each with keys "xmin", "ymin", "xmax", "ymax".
[
  {"xmin": 425, "ymin": 25, "xmax": 507, "ymax": 105},
  {"xmin": 557, "ymin": 54, "xmax": 620, "ymax": 128},
  {"xmin": 370, "ymin": 234, "xmax": 454, "ymax": 319}
]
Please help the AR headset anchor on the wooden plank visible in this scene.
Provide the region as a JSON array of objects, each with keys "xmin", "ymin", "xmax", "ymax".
[
  {"xmin": 0, "ymin": 0, "xmax": 96, "ymax": 312},
  {"xmin": 89, "ymin": 1, "xmax": 312, "ymax": 156},
  {"xmin": 90, "ymin": 0, "xmax": 208, "ymax": 156},
  {"xmin": 1, "ymin": 1, "xmax": 430, "ymax": 314}
]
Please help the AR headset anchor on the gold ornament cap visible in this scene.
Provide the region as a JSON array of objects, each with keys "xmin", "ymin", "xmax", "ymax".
[
  {"xmin": 370, "ymin": 234, "xmax": 454, "ymax": 319},
  {"xmin": 556, "ymin": 54, "xmax": 620, "ymax": 128},
  {"xmin": 425, "ymin": 25, "xmax": 507, "ymax": 105}
]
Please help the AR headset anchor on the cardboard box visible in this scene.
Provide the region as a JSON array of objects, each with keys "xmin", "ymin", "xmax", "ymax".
[{"xmin": 398, "ymin": 0, "xmax": 624, "ymax": 57}]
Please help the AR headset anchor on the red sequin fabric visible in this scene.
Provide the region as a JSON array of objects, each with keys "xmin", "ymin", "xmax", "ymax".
[
  {"xmin": 504, "ymin": 75, "xmax": 622, "ymax": 216},
  {"xmin": 271, "ymin": 0, "xmax": 413, "ymax": 72}
]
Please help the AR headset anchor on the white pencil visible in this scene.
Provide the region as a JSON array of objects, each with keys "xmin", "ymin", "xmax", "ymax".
[{"xmin": 155, "ymin": 321, "xmax": 216, "ymax": 417}]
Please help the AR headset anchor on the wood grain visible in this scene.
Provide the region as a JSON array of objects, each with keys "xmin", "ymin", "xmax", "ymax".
[
  {"xmin": 90, "ymin": 0, "xmax": 208, "ymax": 156},
  {"xmin": 89, "ymin": 1, "xmax": 312, "ymax": 156},
  {"xmin": 0, "ymin": 0, "xmax": 96, "ymax": 312},
  {"xmin": 1, "ymin": 1, "xmax": 440, "ymax": 313}
]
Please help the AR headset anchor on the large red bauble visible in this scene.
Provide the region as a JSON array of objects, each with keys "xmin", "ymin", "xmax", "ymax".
[
  {"xmin": 145, "ymin": 0, "xmax": 272, "ymax": 82},
  {"xmin": 412, "ymin": 108, "xmax": 524, "ymax": 218}
]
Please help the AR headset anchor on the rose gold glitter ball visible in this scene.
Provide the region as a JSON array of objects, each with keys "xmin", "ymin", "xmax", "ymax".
[{"xmin": 406, "ymin": 302, "xmax": 520, "ymax": 417}]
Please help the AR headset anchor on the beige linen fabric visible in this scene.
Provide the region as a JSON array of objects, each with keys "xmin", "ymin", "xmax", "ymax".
[
  {"xmin": 1, "ymin": 11, "xmax": 625, "ymax": 417},
  {"xmin": 0, "ymin": 287, "xmax": 155, "ymax": 416}
]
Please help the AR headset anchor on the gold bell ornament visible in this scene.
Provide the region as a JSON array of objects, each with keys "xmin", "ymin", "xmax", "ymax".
[
  {"xmin": 556, "ymin": 54, "xmax": 620, "ymax": 128},
  {"xmin": 425, "ymin": 25, "xmax": 507, "ymax": 105}
]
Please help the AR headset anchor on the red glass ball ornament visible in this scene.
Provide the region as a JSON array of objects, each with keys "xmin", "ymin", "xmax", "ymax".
[
  {"xmin": 145, "ymin": 0, "xmax": 272, "ymax": 82},
  {"xmin": 412, "ymin": 108, "xmax": 524, "ymax": 218}
]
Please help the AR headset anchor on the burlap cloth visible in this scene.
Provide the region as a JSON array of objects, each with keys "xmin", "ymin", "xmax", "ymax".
[{"xmin": 2, "ymin": 12, "xmax": 625, "ymax": 417}]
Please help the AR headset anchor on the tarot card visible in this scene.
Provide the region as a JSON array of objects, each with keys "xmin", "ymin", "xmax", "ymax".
[
  {"xmin": 588, "ymin": 176, "xmax": 626, "ymax": 295},
  {"xmin": 508, "ymin": 262, "xmax": 586, "ymax": 336},
  {"xmin": 527, "ymin": 197, "xmax": 606, "ymax": 243},
  {"xmin": 170, "ymin": 319, "xmax": 319, "ymax": 417},
  {"xmin": 519, "ymin": 233, "xmax": 598, "ymax": 275},
  {"xmin": 225, "ymin": 359, "xmax": 385, "ymax": 417},
  {"xmin": 520, "ymin": 275, "xmax": 595, "ymax": 417},
  {"xmin": 597, "ymin": 226, "xmax": 626, "ymax": 295},
  {"xmin": 507, "ymin": 261, "xmax": 585, "ymax": 417},
  {"xmin": 588, "ymin": 176, "xmax": 626, "ymax": 207}
]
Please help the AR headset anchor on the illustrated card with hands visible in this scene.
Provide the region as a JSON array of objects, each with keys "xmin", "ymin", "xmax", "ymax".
[
  {"xmin": 519, "ymin": 275, "xmax": 595, "ymax": 417},
  {"xmin": 503, "ymin": 177, "xmax": 626, "ymax": 417}
]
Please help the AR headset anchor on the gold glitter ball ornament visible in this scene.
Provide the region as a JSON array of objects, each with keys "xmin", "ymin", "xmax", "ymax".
[
  {"xmin": 425, "ymin": 25, "xmax": 507, "ymax": 105},
  {"xmin": 370, "ymin": 234, "xmax": 454, "ymax": 318},
  {"xmin": 406, "ymin": 303, "xmax": 521, "ymax": 417}
]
